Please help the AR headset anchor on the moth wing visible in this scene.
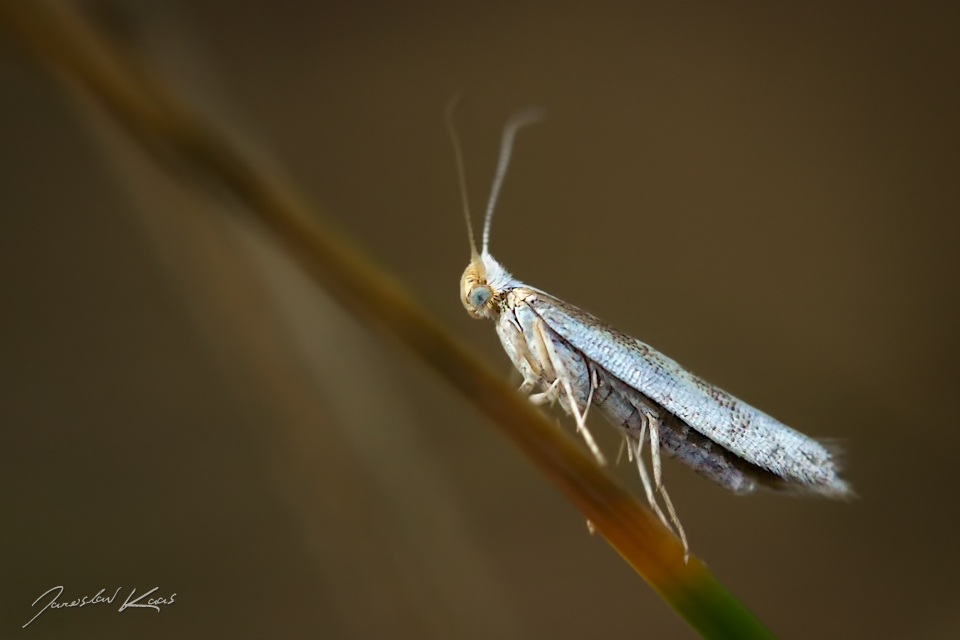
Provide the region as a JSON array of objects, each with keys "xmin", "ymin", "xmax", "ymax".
[{"xmin": 524, "ymin": 291, "xmax": 846, "ymax": 491}]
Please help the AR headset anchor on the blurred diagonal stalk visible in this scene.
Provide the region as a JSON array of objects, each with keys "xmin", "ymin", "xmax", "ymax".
[{"xmin": 0, "ymin": 2, "xmax": 775, "ymax": 637}]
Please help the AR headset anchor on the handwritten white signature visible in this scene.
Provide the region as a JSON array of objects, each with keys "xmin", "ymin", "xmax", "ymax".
[{"xmin": 23, "ymin": 585, "xmax": 176, "ymax": 628}]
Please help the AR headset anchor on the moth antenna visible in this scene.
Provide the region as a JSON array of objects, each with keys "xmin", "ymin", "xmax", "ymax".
[
  {"xmin": 482, "ymin": 107, "xmax": 544, "ymax": 255},
  {"xmin": 445, "ymin": 95, "xmax": 480, "ymax": 259}
]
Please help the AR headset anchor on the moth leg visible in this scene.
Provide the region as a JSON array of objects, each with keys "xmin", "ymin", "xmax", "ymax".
[
  {"xmin": 528, "ymin": 379, "xmax": 560, "ymax": 405},
  {"xmin": 657, "ymin": 483, "xmax": 689, "ymax": 562},
  {"xmin": 581, "ymin": 366, "xmax": 599, "ymax": 429},
  {"xmin": 558, "ymin": 360, "xmax": 597, "ymax": 433},
  {"xmin": 639, "ymin": 411, "xmax": 690, "ymax": 559},
  {"xmin": 535, "ymin": 318, "xmax": 606, "ymax": 465},
  {"xmin": 645, "ymin": 409, "xmax": 663, "ymax": 490},
  {"xmin": 561, "ymin": 377, "xmax": 605, "ymax": 464},
  {"xmin": 527, "ymin": 315, "xmax": 557, "ymax": 384},
  {"xmin": 633, "ymin": 431, "xmax": 670, "ymax": 529},
  {"xmin": 501, "ymin": 313, "xmax": 542, "ymax": 395},
  {"xmin": 616, "ymin": 434, "xmax": 628, "ymax": 465}
]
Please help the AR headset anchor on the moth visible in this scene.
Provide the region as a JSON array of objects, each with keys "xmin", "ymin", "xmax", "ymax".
[{"xmin": 447, "ymin": 106, "xmax": 852, "ymax": 553}]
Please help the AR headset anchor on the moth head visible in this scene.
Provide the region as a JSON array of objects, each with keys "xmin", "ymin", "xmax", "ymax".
[
  {"xmin": 460, "ymin": 257, "xmax": 496, "ymax": 319},
  {"xmin": 446, "ymin": 100, "xmax": 540, "ymax": 321}
]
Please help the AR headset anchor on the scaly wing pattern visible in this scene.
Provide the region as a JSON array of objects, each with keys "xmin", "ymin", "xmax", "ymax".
[{"xmin": 523, "ymin": 292, "xmax": 850, "ymax": 496}]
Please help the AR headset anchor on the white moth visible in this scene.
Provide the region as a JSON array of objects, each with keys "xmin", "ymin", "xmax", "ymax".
[{"xmin": 448, "ymin": 106, "xmax": 853, "ymax": 554}]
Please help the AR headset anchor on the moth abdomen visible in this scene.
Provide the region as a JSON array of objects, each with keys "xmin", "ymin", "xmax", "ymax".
[{"xmin": 595, "ymin": 369, "xmax": 762, "ymax": 494}]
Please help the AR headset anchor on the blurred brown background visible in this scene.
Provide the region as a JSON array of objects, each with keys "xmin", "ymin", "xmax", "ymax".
[{"xmin": 2, "ymin": 1, "xmax": 958, "ymax": 638}]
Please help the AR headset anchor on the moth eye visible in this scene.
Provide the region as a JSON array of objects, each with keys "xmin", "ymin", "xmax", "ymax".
[{"xmin": 468, "ymin": 285, "xmax": 492, "ymax": 308}]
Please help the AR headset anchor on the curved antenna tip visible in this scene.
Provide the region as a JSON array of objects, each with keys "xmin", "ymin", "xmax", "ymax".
[
  {"xmin": 506, "ymin": 106, "xmax": 546, "ymax": 129},
  {"xmin": 482, "ymin": 106, "xmax": 545, "ymax": 255}
]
